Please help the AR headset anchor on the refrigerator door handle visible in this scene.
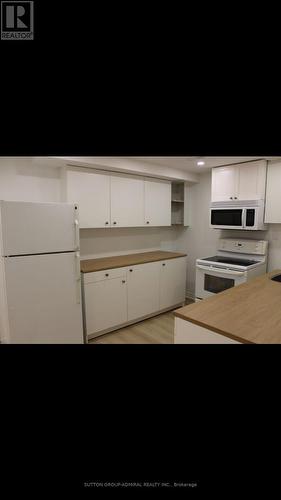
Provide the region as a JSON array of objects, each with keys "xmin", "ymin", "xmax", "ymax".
[
  {"xmin": 75, "ymin": 251, "xmax": 81, "ymax": 304},
  {"xmin": 74, "ymin": 219, "xmax": 79, "ymax": 250}
]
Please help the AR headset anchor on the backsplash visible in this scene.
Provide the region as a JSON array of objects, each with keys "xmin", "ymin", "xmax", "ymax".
[{"xmin": 79, "ymin": 226, "xmax": 185, "ymax": 260}]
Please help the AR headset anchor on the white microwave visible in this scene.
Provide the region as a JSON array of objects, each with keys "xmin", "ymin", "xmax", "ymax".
[{"xmin": 210, "ymin": 200, "xmax": 267, "ymax": 230}]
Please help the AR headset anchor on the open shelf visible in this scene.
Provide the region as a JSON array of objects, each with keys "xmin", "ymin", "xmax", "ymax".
[
  {"xmin": 171, "ymin": 181, "xmax": 189, "ymax": 227},
  {"xmin": 171, "ymin": 182, "xmax": 185, "ymax": 225}
]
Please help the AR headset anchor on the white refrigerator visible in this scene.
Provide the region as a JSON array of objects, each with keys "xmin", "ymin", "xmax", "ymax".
[{"xmin": 0, "ymin": 201, "xmax": 84, "ymax": 344}]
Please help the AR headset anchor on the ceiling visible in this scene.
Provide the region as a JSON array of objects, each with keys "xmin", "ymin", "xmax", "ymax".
[{"xmin": 128, "ymin": 157, "xmax": 281, "ymax": 173}]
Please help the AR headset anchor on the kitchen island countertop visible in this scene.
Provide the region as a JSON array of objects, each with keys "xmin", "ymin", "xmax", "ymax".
[{"xmin": 174, "ymin": 270, "xmax": 281, "ymax": 344}]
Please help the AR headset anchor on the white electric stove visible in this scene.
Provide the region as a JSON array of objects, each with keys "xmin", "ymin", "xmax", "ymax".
[{"xmin": 195, "ymin": 238, "xmax": 268, "ymax": 301}]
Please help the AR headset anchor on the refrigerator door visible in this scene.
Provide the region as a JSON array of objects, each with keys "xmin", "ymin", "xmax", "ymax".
[
  {"xmin": 0, "ymin": 201, "xmax": 79, "ymax": 256},
  {"xmin": 4, "ymin": 252, "xmax": 83, "ymax": 343}
]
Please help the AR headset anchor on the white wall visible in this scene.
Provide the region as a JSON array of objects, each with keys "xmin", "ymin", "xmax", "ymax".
[
  {"xmin": 176, "ymin": 173, "xmax": 219, "ymax": 296},
  {"xmin": 0, "ymin": 158, "xmax": 62, "ymax": 202},
  {"xmin": 80, "ymin": 226, "xmax": 184, "ymax": 259},
  {"xmin": 177, "ymin": 170, "xmax": 281, "ymax": 297}
]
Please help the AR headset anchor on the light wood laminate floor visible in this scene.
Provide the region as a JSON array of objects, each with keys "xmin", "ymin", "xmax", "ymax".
[{"xmin": 89, "ymin": 301, "xmax": 194, "ymax": 344}]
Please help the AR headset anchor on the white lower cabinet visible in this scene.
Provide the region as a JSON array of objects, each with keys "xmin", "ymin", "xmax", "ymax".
[
  {"xmin": 84, "ymin": 257, "xmax": 187, "ymax": 338},
  {"xmin": 84, "ymin": 272, "xmax": 127, "ymax": 337},
  {"xmin": 159, "ymin": 257, "xmax": 186, "ymax": 309},
  {"xmin": 127, "ymin": 261, "xmax": 160, "ymax": 321}
]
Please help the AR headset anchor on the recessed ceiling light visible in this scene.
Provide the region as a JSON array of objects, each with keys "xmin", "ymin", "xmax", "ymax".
[{"xmin": 197, "ymin": 161, "xmax": 205, "ymax": 166}]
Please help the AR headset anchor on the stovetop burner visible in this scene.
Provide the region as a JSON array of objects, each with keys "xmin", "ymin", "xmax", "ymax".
[{"xmin": 201, "ymin": 256, "xmax": 258, "ymax": 267}]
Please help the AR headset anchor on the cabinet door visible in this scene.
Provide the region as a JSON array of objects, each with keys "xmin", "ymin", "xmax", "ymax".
[
  {"xmin": 159, "ymin": 257, "xmax": 186, "ymax": 310},
  {"xmin": 84, "ymin": 277, "xmax": 127, "ymax": 336},
  {"xmin": 66, "ymin": 168, "xmax": 110, "ymax": 228},
  {"xmin": 264, "ymin": 161, "xmax": 281, "ymax": 223},
  {"xmin": 127, "ymin": 262, "xmax": 160, "ymax": 321},
  {"xmin": 211, "ymin": 166, "xmax": 239, "ymax": 202},
  {"xmin": 237, "ymin": 160, "xmax": 267, "ymax": 201},
  {"xmin": 110, "ymin": 174, "xmax": 145, "ymax": 227},
  {"xmin": 144, "ymin": 179, "xmax": 171, "ymax": 226}
]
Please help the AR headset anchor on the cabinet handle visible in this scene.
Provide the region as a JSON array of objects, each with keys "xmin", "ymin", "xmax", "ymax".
[
  {"xmin": 230, "ymin": 197, "xmax": 233, "ymax": 200},
  {"xmin": 129, "ymin": 269, "xmax": 133, "ymax": 272},
  {"xmin": 146, "ymin": 221, "xmax": 150, "ymax": 224},
  {"xmin": 105, "ymin": 273, "xmax": 109, "ymax": 277},
  {"xmin": 234, "ymin": 197, "xmax": 238, "ymax": 200},
  {"xmin": 105, "ymin": 221, "xmax": 109, "ymax": 225},
  {"xmin": 162, "ymin": 263, "xmax": 166, "ymax": 266},
  {"xmin": 122, "ymin": 280, "xmax": 126, "ymax": 283},
  {"xmin": 113, "ymin": 221, "xmax": 117, "ymax": 225}
]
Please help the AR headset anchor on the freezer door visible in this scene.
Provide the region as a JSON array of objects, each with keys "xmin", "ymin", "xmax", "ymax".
[
  {"xmin": 4, "ymin": 252, "xmax": 83, "ymax": 343},
  {"xmin": 0, "ymin": 201, "xmax": 79, "ymax": 256}
]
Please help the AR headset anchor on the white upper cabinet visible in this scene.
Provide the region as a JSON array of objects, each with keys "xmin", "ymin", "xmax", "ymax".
[
  {"xmin": 65, "ymin": 168, "xmax": 172, "ymax": 228},
  {"xmin": 144, "ymin": 178, "xmax": 171, "ymax": 226},
  {"xmin": 65, "ymin": 168, "xmax": 111, "ymax": 228},
  {"xmin": 237, "ymin": 161, "xmax": 267, "ymax": 201},
  {"xmin": 110, "ymin": 174, "xmax": 145, "ymax": 227},
  {"xmin": 212, "ymin": 166, "xmax": 239, "ymax": 202},
  {"xmin": 211, "ymin": 160, "xmax": 267, "ymax": 203},
  {"xmin": 264, "ymin": 161, "xmax": 281, "ymax": 223}
]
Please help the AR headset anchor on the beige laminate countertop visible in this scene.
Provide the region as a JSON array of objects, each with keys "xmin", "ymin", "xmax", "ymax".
[
  {"xmin": 174, "ymin": 271, "xmax": 281, "ymax": 344},
  {"xmin": 80, "ymin": 251, "xmax": 187, "ymax": 273}
]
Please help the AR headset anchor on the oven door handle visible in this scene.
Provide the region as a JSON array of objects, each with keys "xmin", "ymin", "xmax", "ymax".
[{"xmin": 196, "ymin": 265, "xmax": 245, "ymax": 276}]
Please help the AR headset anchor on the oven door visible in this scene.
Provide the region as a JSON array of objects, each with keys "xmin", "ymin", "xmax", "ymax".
[
  {"xmin": 210, "ymin": 208, "xmax": 245, "ymax": 229},
  {"xmin": 195, "ymin": 264, "xmax": 247, "ymax": 300}
]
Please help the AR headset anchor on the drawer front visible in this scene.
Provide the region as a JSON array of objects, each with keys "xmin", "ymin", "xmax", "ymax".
[{"xmin": 83, "ymin": 267, "xmax": 127, "ymax": 284}]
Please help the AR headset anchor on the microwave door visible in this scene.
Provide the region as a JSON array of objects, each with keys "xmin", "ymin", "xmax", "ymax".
[{"xmin": 211, "ymin": 208, "xmax": 244, "ymax": 229}]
